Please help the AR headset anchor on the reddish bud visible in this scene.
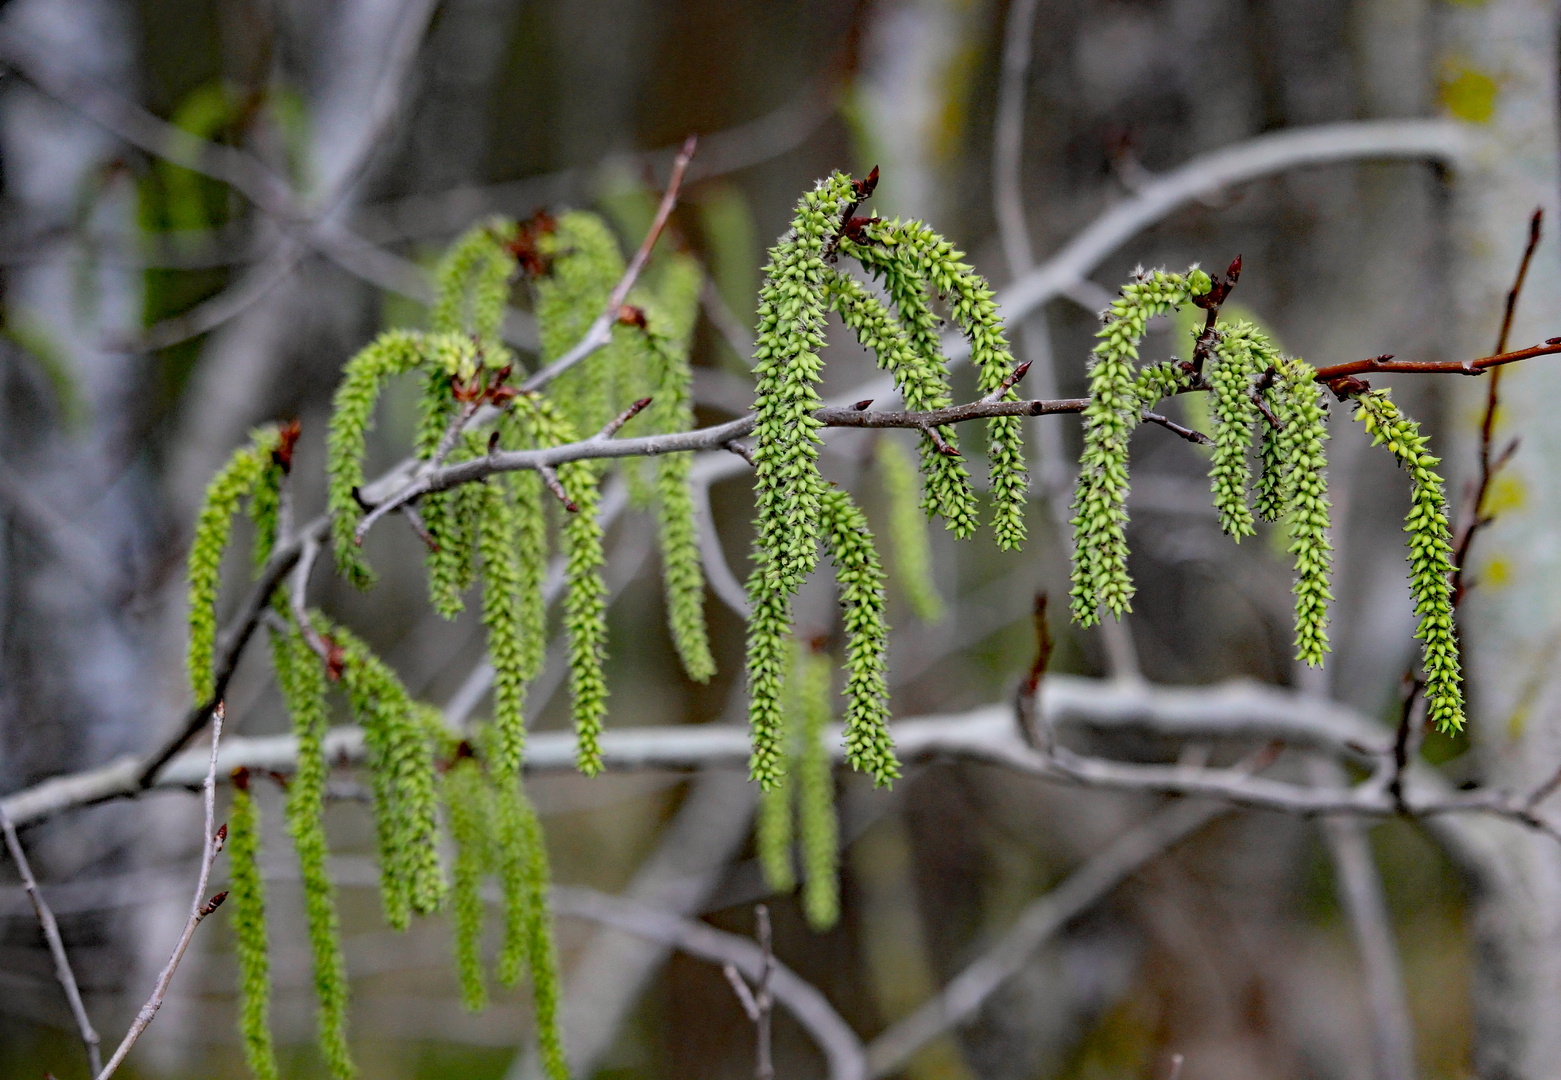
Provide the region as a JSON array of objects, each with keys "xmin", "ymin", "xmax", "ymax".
[
  {"xmin": 200, "ymin": 891, "xmax": 229, "ymax": 918},
  {"xmin": 323, "ymin": 637, "xmax": 346, "ymax": 682},
  {"xmin": 853, "ymin": 398, "xmax": 874, "ymax": 411},
  {"xmin": 273, "ymin": 418, "xmax": 302, "ymax": 472},
  {"xmin": 231, "ymin": 767, "xmax": 250, "ymax": 792},
  {"xmin": 853, "ymin": 165, "xmax": 880, "ymax": 199},
  {"xmin": 617, "ymin": 304, "xmax": 648, "ymax": 329}
]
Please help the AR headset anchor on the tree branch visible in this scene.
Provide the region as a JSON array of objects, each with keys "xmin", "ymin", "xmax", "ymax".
[
  {"xmin": 94, "ymin": 705, "xmax": 228, "ymax": 1080},
  {"xmin": 865, "ymin": 797, "xmax": 1225, "ymax": 1076},
  {"xmin": 552, "ymin": 887, "xmax": 867, "ymax": 1080},
  {"xmin": 520, "ymin": 136, "xmax": 699, "ymax": 392},
  {"xmin": 1, "ymin": 802, "xmax": 101, "ymax": 1075}
]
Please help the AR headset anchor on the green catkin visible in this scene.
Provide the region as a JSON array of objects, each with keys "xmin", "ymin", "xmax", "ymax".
[
  {"xmin": 745, "ymin": 549, "xmax": 796, "ymax": 789},
  {"xmin": 750, "ymin": 173, "xmax": 854, "ymax": 594},
  {"xmin": 512, "ymin": 469, "xmax": 549, "ymax": 682},
  {"xmin": 249, "ymin": 452, "xmax": 284, "ymax": 573},
  {"xmin": 796, "ymin": 648, "xmax": 840, "ymax": 930},
  {"xmin": 332, "ymin": 624, "xmax": 446, "ymax": 927},
  {"xmin": 560, "ymin": 461, "xmax": 609, "ymax": 774},
  {"xmin": 1070, "ymin": 268, "xmax": 1212, "ymax": 625},
  {"xmin": 822, "ymin": 265, "xmax": 978, "ymax": 536},
  {"xmin": 537, "ymin": 211, "xmax": 631, "ymax": 437},
  {"xmin": 326, "ymin": 330, "xmax": 478, "ymax": 586},
  {"xmin": 478, "ymin": 476, "xmax": 538, "ymax": 776},
  {"xmin": 875, "ymin": 437, "xmax": 945, "ymax": 622},
  {"xmin": 187, "ymin": 426, "xmax": 280, "ymax": 700},
  {"xmin": 743, "ymin": 175, "xmax": 855, "ymax": 785},
  {"xmin": 757, "ymin": 640, "xmax": 802, "ymax": 893},
  {"xmin": 492, "ymin": 776, "xmax": 531, "ymax": 987},
  {"xmin": 1352, "ymin": 389, "xmax": 1463, "ymax": 731},
  {"xmin": 228, "ymin": 777, "xmax": 278, "ymax": 1080},
  {"xmin": 1252, "ymin": 380, "xmax": 1295, "ymax": 522},
  {"xmin": 641, "ymin": 287, "xmax": 716, "ymax": 682},
  {"xmin": 515, "ymin": 396, "xmax": 611, "ymax": 772},
  {"xmin": 271, "ymin": 628, "xmax": 354, "ymax": 1080},
  {"xmin": 882, "ymin": 219, "xmax": 1030, "ymax": 549},
  {"xmin": 1208, "ymin": 331, "xmax": 1262, "ymax": 539},
  {"xmin": 444, "ymin": 755, "xmax": 494, "ymax": 1013},
  {"xmin": 492, "ymin": 775, "xmax": 568, "ymax": 1080},
  {"xmin": 819, "ymin": 487, "xmax": 897, "ymax": 786},
  {"xmin": 1272, "ymin": 354, "xmax": 1333, "ymax": 667},
  {"xmin": 431, "ymin": 220, "xmax": 519, "ymax": 355}
]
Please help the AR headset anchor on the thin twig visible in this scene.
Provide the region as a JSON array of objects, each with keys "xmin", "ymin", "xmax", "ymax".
[
  {"xmin": 521, "ymin": 136, "xmax": 698, "ymax": 392},
  {"xmin": 1387, "ymin": 676, "xmax": 1425, "ymax": 815},
  {"xmin": 95, "ymin": 704, "xmax": 228, "ymax": 1080},
  {"xmin": 865, "ymin": 797, "xmax": 1225, "ymax": 1076},
  {"xmin": 724, "ymin": 964, "xmax": 763, "ymax": 1021},
  {"xmin": 981, "ymin": 360, "xmax": 1032, "ymax": 403},
  {"xmin": 593, "ymin": 397, "xmax": 654, "ymax": 440},
  {"xmin": 537, "ymin": 464, "xmax": 579, "ymax": 513},
  {"xmin": 288, "ymin": 535, "xmax": 331, "ymax": 662},
  {"xmin": 1451, "ymin": 208, "xmax": 1545, "ymax": 605},
  {"xmin": 1, "ymin": 803, "xmax": 101, "ymax": 1075},
  {"xmin": 755, "ymin": 904, "xmax": 775, "ymax": 1080},
  {"xmin": 552, "ymin": 887, "xmax": 866, "ymax": 1080}
]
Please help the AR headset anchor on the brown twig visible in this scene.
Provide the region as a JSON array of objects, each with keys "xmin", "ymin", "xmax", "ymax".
[
  {"xmin": 1189, "ymin": 255, "xmax": 1242, "ymax": 375},
  {"xmin": 593, "ymin": 397, "xmax": 654, "ymax": 440},
  {"xmin": 1016, "ymin": 593, "xmax": 1054, "ymax": 750},
  {"xmin": 1387, "ymin": 675, "xmax": 1425, "ymax": 815},
  {"xmin": 1450, "ymin": 208, "xmax": 1544, "ymax": 605},
  {"xmin": 1310, "ymin": 337, "xmax": 1561, "ymax": 382},
  {"xmin": 982, "ymin": 360, "xmax": 1032, "ymax": 403},
  {"xmin": 1, "ymin": 803, "xmax": 101, "ymax": 1075},
  {"xmin": 522, "ymin": 136, "xmax": 698, "ymax": 392},
  {"xmin": 96, "ymin": 704, "xmax": 229, "ymax": 1080},
  {"xmin": 537, "ymin": 464, "xmax": 579, "ymax": 513}
]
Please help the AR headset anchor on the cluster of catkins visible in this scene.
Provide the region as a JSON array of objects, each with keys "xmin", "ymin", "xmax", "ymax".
[
  {"xmin": 186, "ymin": 171, "xmax": 1468, "ymax": 1080},
  {"xmin": 1069, "ymin": 267, "xmax": 1463, "ymax": 731}
]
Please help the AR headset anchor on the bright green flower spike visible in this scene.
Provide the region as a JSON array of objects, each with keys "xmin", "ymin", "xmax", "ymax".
[
  {"xmin": 228, "ymin": 778, "xmax": 278, "ymax": 1080},
  {"xmin": 1353, "ymin": 389, "xmax": 1464, "ymax": 732},
  {"xmin": 444, "ymin": 755, "xmax": 494, "ymax": 1013},
  {"xmin": 187, "ymin": 426, "xmax": 281, "ymax": 702},
  {"xmin": 865, "ymin": 219, "xmax": 1030, "ymax": 549},
  {"xmin": 271, "ymin": 627, "xmax": 354, "ymax": 1080},
  {"xmin": 1070, "ymin": 269, "xmax": 1199, "ymax": 626},
  {"xmin": 820, "ymin": 487, "xmax": 897, "ymax": 786},
  {"xmin": 823, "ymin": 267, "xmax": 978, "ymax": 537}
]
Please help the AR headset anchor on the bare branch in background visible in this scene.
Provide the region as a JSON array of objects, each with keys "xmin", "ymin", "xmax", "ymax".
[
  {"xmin": 1308, "ymin": 757, "xmax": 1415, "ymax": 1080},
  {"xmin": 94, "ymin": 704, "xmax": 228, "ymax": 1080},
  {"xmin": 1, "ymin": 802, "xmax": 101, "ymax": 1075},
  {"xmin": 722, "ymin": 905, "xmax": 777, "ymax": 1080},
  {"xmin": 553, "ymin": 887, "xmax": 867, "ymax": 1080},
  {"xmin": 865, "ymin": 798, "xmax": 1227, "ymax": 1077}
]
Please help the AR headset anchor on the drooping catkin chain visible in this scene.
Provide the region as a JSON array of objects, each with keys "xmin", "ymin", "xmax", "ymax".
[
  {"xmin": 1352, "ymin": 389, "xmax": 1464, "ymax": 731},
  {"xmin": 640, "ymin": 255, "xmax": 717, "ymax": 682},
  {"xmin": 1070, "ymin": 267, "xmax": 1212, "ymax": 626},
  {"xmin": 187, "ymin": 426, "xmax": 280, "ymax": 700},
  {"xmin": 444, "ymin": 754, "xmax": 493, "ymax": 1013},
  {"xmin": 862, "ymin": 218, "xmax": 1031, "ymax": 550},
  {"xmin": 823, "ymin": 266, "xmax": 978, "ymax": 537},
  {"xmin": 270, "ymin": 626, "xmax": 354, "ymax": 1080},
  {"xmin": 226, "ymin": 770, "xmax": 277, "ymax": 1080}
]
